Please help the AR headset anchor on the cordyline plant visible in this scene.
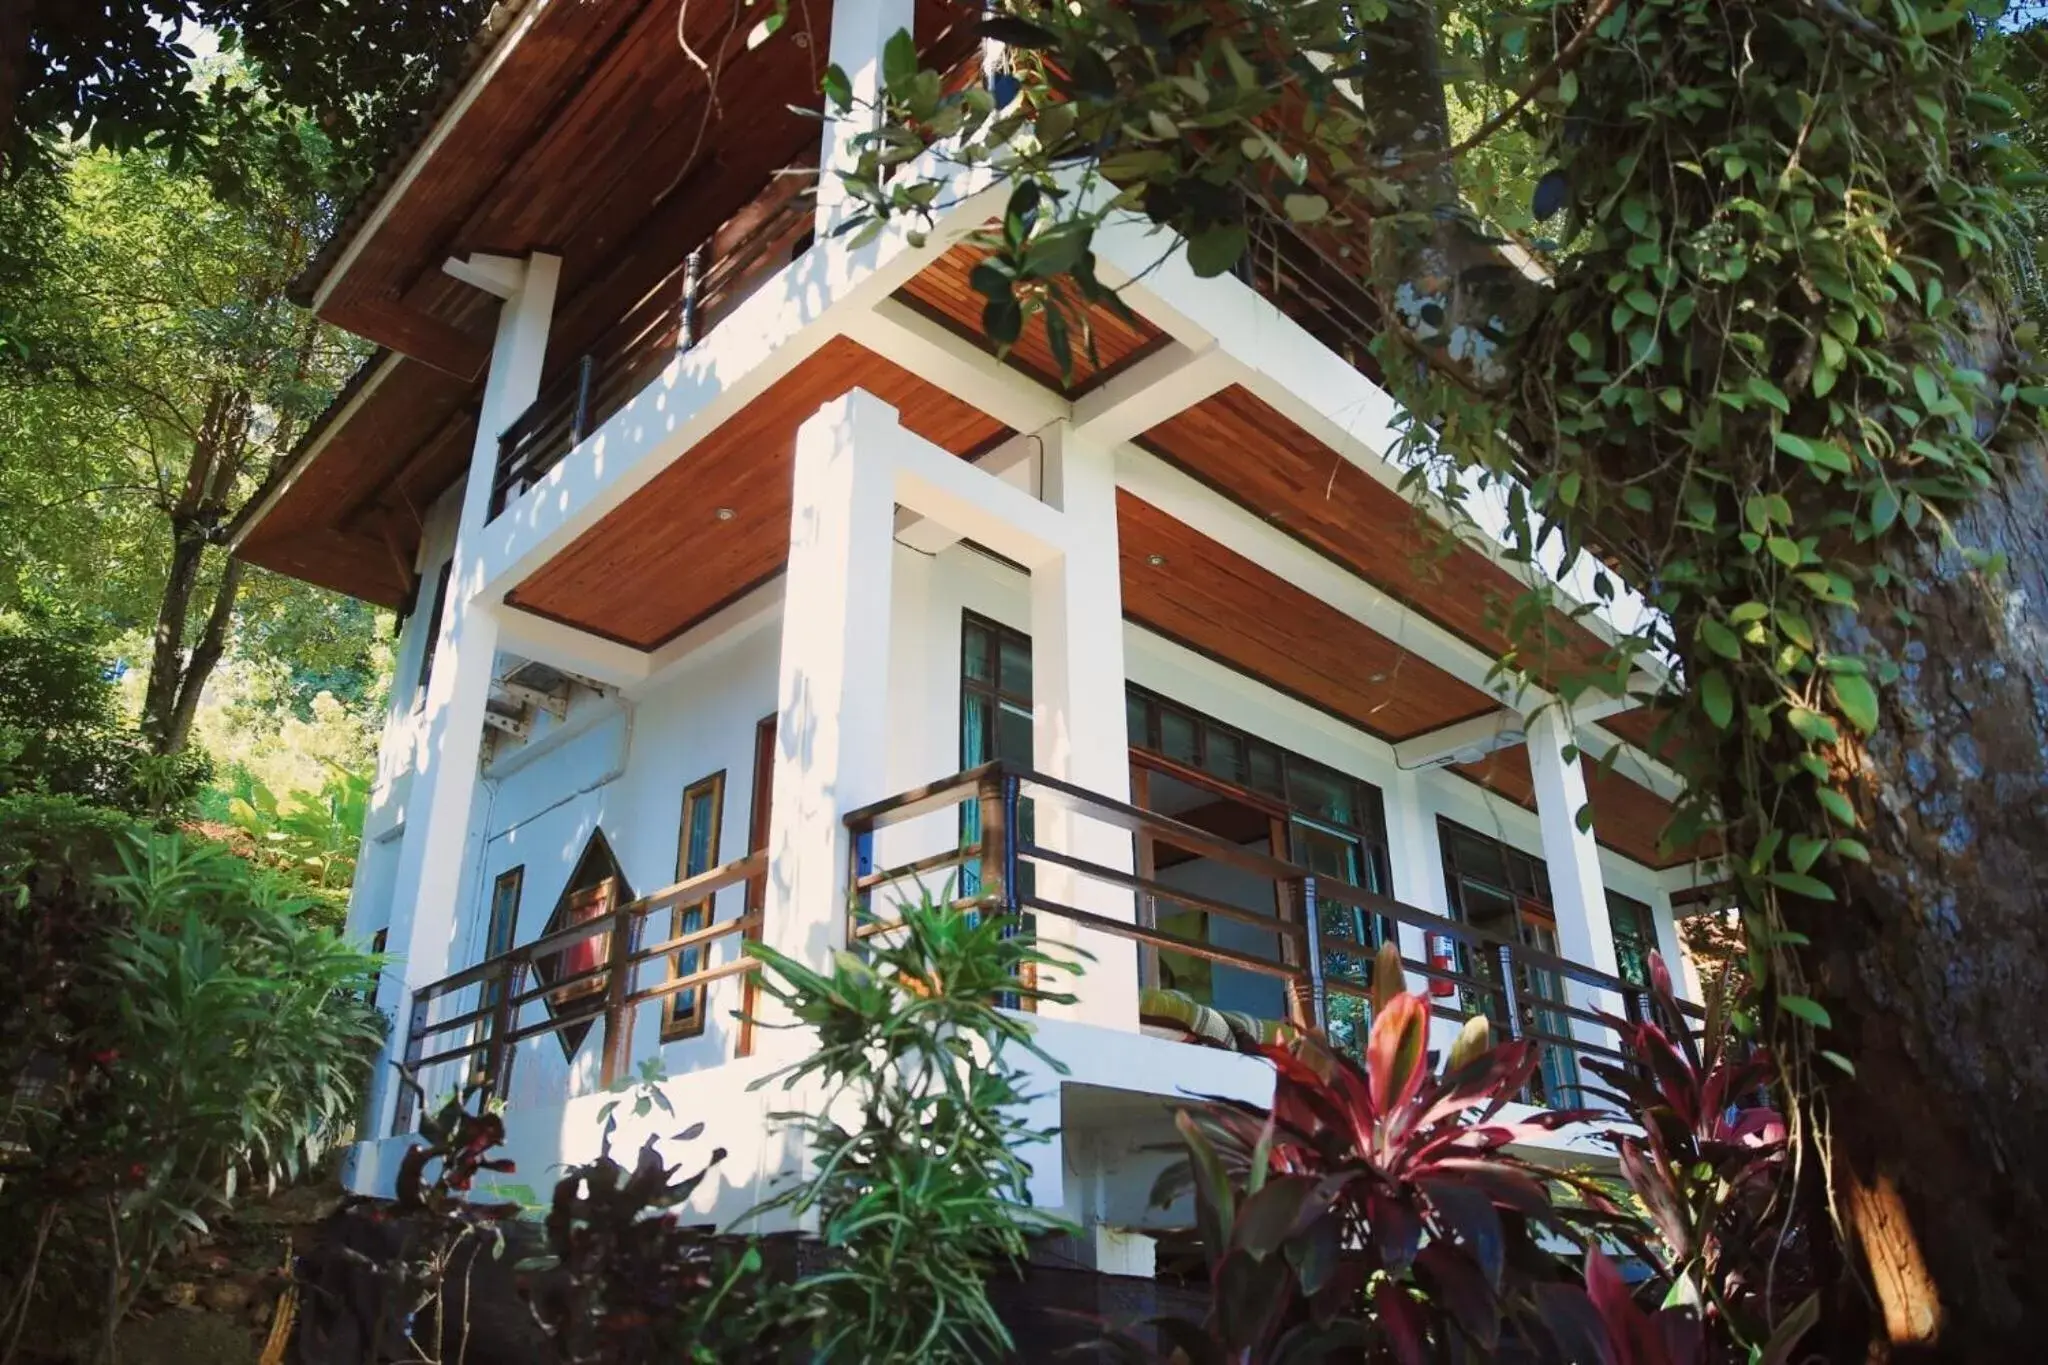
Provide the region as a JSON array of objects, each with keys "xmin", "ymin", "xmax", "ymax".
[
  {"xmin": 743, "ymin": 888, "xmax": 1083, "ymax": 1364},
  {"xmin": 1097, "ymin": 943, "xmax": 1814, "ymax": 1364},
  {"xmin": 521, "ymin": 1083, "xmax": 793, "ymax": 1365}
]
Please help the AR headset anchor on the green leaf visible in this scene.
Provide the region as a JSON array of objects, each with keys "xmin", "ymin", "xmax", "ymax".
[
  {"xmin": 821, "ymin": 64, "xmax": 852, "ymax": 111},
  {"xmin": 1820, "ymin": 1050, "xmax": 1856, "ymax": 1077},
  {"xmin": 1185, "ymin": 223, "xmax": 1248, "ymax": 278},
  {"xmin": 1768, "ymin": 872, "xmax": 1836, "ymax": 902},
  {"xmin": 1815, "ymin": 786, "xmax": 1859, "ymax": 827},
  {"xmin": 881, "ymin": 28, "xmax": 917, "ymax": 87},
  {"xmin": 1747, "ymin": 376, "xmax": 1791, "ymax": 415},
  {"xmin": 1282, "ymin": 193, "xmax": 1329, "ymax": 224},
  {"xmin": 1699, "ymin": 669, "xmax": 1734, "ymax": 729},
  {"xmin": 1699, "ymin": 618, "xmax": 1742, "ymax": 660},
  {"xmin": 1778, "ymin": 993, "xmax": 1833, "ymax": 1028},
  {"xmin": 1787, "ymin": 708, "xmax": 1839, "ymax": 744},
  {"xmin": 1830, "ymin": 674, "xmax": 1880, "ymax": 735},
  {"xmin": 1787, "ymin": 833, "xmax": 1827, "ymax": 874}
]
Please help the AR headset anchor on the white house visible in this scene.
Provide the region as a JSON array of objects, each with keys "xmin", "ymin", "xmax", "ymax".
[{"xmin": 231, "ymin": 0, "xmax": 1714, "ymax": 1280}]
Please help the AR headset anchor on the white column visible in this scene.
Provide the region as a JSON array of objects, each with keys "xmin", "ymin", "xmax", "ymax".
[
  {"xmin": 1030, "ymin": 424, "xmax": 1140, "ymax": 1030},
  {"xmin": 1384, "ymin": 768, "xmax": 1455, "ymax": 1041},
  {"xmin": 368, "ymin": 254, "xmax": 559, "ymax": 1137},
  {"xmin": 758, "ymin": 390, "xmax": 900, "ymax": 1052},
  {"xmin": 1527, "ymin": 706, "xmax": 1622, "ymax": 1052},
  {"xmin": 815, "ymin": 0, "xmax": 915, "ymax": 236}
]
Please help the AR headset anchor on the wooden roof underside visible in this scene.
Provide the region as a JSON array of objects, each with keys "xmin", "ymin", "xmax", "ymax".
[{"xmin": 238, "ymin": 0, "xmax": 979, "ymax": 607}]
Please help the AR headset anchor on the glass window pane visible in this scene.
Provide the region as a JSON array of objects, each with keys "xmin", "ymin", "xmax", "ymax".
[
  {"xmin": 1248, "ymin": 743, "xmax": 1283, "ymax": 797},
  {"xmin": 1204, "ymin": 730, "xmax": 1245, "ymax": 785},
  {"xmin": 1287, "ymin": 760, "xmax": 1356, "ymax": 826},
  {"xmin": 962, "ymin": 696, "xmax": 992, "ymax": 766},
  {"xmin": 998, "ymin": 633, "xmax": 1032, "ymax": 701},
  {"xmin": 1608, "ymin": 892, "xmax": 1656, "ymax": 986},
  {"xmin": 684, "ymin": 794, "xmax": 716, "ymax": 875},
  {"xmin": 963, "ymin": 621, "xmax": 993, "ymax": 682},
  {"xmin": 1160, "ymin": 708, "xmax": 1198, "ymax": 766},
  {"xmin": 1126, "ymin": 690, "xmax": 1150, "ymax": 748},
  {"xmin": 997, "ymin": 702, "xmax": 1033, "ymax": 765}
]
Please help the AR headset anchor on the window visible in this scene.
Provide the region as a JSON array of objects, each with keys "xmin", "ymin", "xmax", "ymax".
[
  {"xmin": 486, "ymin": 867, "xmax": 524, "ymax": 960},
  {"xmin": 1437, "ymin": 819, "xmax": 1579, "ymax": 1105},
  {"xmin": 1608, "ymin": 892, "xmax": 1659, "ymax": 989},
  {"xmin": 663, "ymin": 772, "xmax": 725, "ymax": 1039},
  {"xmin": 535, "ymin": 830, "xmax": 633, "ymax": 1060},
  {"xmin": 959, "ymin": 614, "xmax": 1035, "ymax": 902},
  {"xmin": 736, "ymin": 716, "xmax": 776, "ymax": 1057},
  {"xmin": 413, "ymin": 560, "xmax": 453, "ymax": 706}
]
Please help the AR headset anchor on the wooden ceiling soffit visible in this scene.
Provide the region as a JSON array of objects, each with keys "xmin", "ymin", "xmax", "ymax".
[
  {"xmin": 1138, "ymin": 385, "xmax": 1611, "ymax": 690},
  {"xmin": 1117, "ymin": 490, "xmax": 1501, "ymax": 744},
  {"xmin": 311, "ymin": 0, "xmax": 648, "ymax": 315},
  {"xmin": 504, "ymin": 336, "xmax": 1011, "ymax": 650},
  {"xmin": 896, "ymin": 240, "xmax": 1169, "ymax": 396}
]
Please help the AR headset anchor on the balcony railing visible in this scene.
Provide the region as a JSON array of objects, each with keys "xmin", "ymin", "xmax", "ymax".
[
  {"xmin": 845, "ymin": 762, "xmax": 1704, "ymax": 1108},
  {"xmin": 392, "ymin": 849, "xmax": 766, "ymax": 1133},
  {"xmin": 487, "ymin": 171, "xmax": 816, "ymax": 520}
]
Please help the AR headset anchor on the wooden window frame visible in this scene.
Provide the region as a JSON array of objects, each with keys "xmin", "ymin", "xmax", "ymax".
[
  {"xmin": 735, "ymin": 715, "xmax": 776, "ymax": 1057},
  {"xmin": 662, "ymin": 771, "xmax": 726, "ymax": 1040}
]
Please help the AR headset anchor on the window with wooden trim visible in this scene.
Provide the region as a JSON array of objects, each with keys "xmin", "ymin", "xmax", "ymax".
[
  {"xmin": 663, "ymin": 771, "xmax": 725, "ymax": 1039},
  {"xmin": 958, "ymin": 613, "xmax": 1035, "ymax": 903}
]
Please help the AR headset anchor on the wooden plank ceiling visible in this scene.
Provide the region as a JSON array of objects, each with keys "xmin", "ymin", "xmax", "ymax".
[
  {"xmin": 1138, "ymin": 385, "xmax": 1610, "ymax": 688},
  {"xmin": 506, "ymin": 337, "xmax": 1008, "ymax": 648},
  {"xmin": 896, "ymin": 241, "xmax": 1169, "ymax": 395},
  {"xmin": 1117, "ymin": 491, "xmax": 1499, "ymax": 743},
  {"xmin": 235, "ymin": 355, "xmax": 476, "ymax": 608}
]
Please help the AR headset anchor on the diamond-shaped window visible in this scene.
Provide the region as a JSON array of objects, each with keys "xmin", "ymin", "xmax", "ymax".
[{"xmin": 532, "ymin": 828, "xmax": 634, "ymax": 1060}]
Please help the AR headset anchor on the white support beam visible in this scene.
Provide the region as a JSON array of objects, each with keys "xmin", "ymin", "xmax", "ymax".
[
  {"xmin": 815, "ymin": 0, "xmax": 914, "ymax": 237},
  {"xmin": 1068, "ymin": 340, "xmax": 1233, "ymax": 446},
  {"xmin": 495, "ymin": 606, "xmax": 652, "ymax": 692},
  {"xmin": 843, "ymin": 298, "xmax": 1068, "ymax": 433},
  {"xmin": 1392, "ymin": 708, "xmax": 1528, "ymax": 770},
  {"xmin": 442, "ymin": 252, "xmax": 529, "ymax": 299},
  {"xmin": 1527, "ymin": 706, "xmax": 1624, "ymax": 1064},
  {"xmin": 893, "ymin": 428, "xmax": 1044, "ymax": 555},
  {"xmin": 1028, "ymin": 423, "xmax": 1140, "ymax": 1032},
  {"xmin": 369, "ymin": 251, "xmax": 559, "ymax": 1139},
  {"xmin": 1583, "ymin": 722, "xmax": 1688, "ymax": 803}
]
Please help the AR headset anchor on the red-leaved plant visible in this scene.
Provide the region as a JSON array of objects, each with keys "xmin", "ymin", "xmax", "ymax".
[{"xmin": 1098, "ymin": 943, "xmax": 1816, "ymax": 1365}]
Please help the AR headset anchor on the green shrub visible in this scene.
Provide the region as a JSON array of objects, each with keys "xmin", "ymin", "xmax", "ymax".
[
  {"xmin": 746, "ymin": 895, "xmax": 1082, "ymax": 1364},
  {"xmin": 0, "ymin": 605, "xmax": 209, "ymax": 817},
  {"xmin": 0, "ymin": 795, "xmax": 385, "ymax": 1356}
]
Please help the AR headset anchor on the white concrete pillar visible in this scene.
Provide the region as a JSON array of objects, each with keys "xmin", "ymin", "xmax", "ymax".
[
  {"xmin": 1526, "ymin": 706, "xmax": 1622, "ymax": 1055},
  {"xmin": 816, "ymin": 0, "xmax": 915, "ymax": 236},
  {"xmin": 368, "ymin": 254, "xmax": 559, "ymax": 1136},
  {"xmin": 758, "ymin": 390, "xmax": 900, "ymax": 1052},
  {"xmin": 1385, "ymin": 768, "xmax": 1459, "ymax": 1051},
  {"xmin": 1029, "ymin": 424, "xmax": 1140, "ymax": 1030}
]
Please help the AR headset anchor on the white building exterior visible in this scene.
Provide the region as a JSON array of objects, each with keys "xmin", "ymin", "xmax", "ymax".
[{"xmin": 235, "ymin": 0, "xmax": 1715, "ymax": 1267}]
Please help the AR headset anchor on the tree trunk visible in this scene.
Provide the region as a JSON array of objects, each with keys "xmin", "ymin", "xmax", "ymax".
[
  {"xmin": 161, "ymin": 556, "xmax": 243, "ymax": 755},
  {"xmin": 1788, "ymin": 427, "xmax": 2048, "ymax": 1361},
  {"xmin": 140, "ymin": 520, "xmax": 207, "ymax": 753}
]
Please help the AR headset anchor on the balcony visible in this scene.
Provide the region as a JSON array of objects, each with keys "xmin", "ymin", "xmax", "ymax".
[
  {"xmin": 487, "ymin": 171, "xmax": 816, "ymax": 520},
  {"xmin": 392, "ymin": 767, "xmax": 1697, "ymax": 1137}
]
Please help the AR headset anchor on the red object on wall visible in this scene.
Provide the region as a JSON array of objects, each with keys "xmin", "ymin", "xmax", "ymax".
[{"xmin": 1428, "ymin": 933, "xmax": 1457, "ymax": 997}]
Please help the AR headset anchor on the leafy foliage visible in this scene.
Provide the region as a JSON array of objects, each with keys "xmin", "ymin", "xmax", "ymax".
[
  {"xmin": 0, "ymin": 798, "xmax": 384, "ymax": 1353},
  {"xmin": 7, "ymin": 2, "xmax": 494, "ymax": 198},
  {"xmin": 224, "ymin": 762, "xmax": 370, "ymax": 920},
  {"xmin": 1098, "ymin": 944, "xmax": 1810, "ymax": 1364},
  {"xmin": 745, "ymin": 894, "xmax": 1082, "ymax": 1363},
  {"xmin": 522, "ymin": 1076, "xmax": 792, "ymax": 1365},
  {"xmin": 0, "ymin": 602, "xmax": 209, "ymax": 816}
]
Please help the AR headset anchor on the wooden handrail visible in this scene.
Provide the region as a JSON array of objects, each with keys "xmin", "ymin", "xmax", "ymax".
[
  {"xmin": 393, "ymin": 851, "xmax": 772, "ymax": 1134},
  {"xmin": 842, "ymin": 764, "xmax": 1708, "ymax": 1107}
]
